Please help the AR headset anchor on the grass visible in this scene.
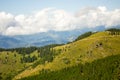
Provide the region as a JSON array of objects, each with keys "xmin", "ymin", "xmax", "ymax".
[
  {"xmin": 20, "ymin": 54, "xmax": 120, "ymax": 80},
  {"xmin": 14, "ymin": 31, "xmax": 120, "ymax": 79},
  {"xmin": 0, "ymin": 51, "xmax": 24, "ymax": 80},
  {"xmin": 0, "ymin": 50, "xmax": 40, "ymax": 80}
]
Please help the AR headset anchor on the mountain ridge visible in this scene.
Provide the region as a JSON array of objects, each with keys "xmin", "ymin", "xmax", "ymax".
[
  {"xmin": 0, "ymin": 30, "xmax": 83, "ymax": 48},
  {"xmin": 0, "ymin": 26, "xmax": 114, "ymax": 48}
]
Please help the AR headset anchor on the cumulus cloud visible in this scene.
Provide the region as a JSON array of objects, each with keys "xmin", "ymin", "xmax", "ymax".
[
  {"xmin": 0, "ymin": 6, "xmax": 120, "ymax": 35},
  {"xmin": 76, "ymin": 6, "xmax": 120, "ymax": 28},
  {"xmin": 0, "ymin": 12, "xmax": 14, "ymax": 33}
]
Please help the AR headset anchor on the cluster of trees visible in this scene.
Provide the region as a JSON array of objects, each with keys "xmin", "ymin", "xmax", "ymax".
[
  {"xmin": 29, "ymin": 44, "xmax": 63, "ymax": 68},
  {"xmin": 21, "ymin": 54, "xmax": 120, "ymax": 80},
  {"xmin": 14, "ymin": 47, "xmax": 38, "ymax": 54},
  {"xmin": 106, "ymin": 28, "xmax": 120, "ymax": 35},
  {"xmin": 18, "ymin": 44, "xmax": 62, "ymax": 63},
  {"xmin": 0, "ymin": 48, "xmax": 8, "ymax": 52},
  {"xmin": 74, "ymin": 31, "xmax": 93, "ymax": 41},
  {"xmin": 0, "ymin": 44, "xmax": 63, "ymax": 54},
  {"xmin": 0, "ymin": 44, "xmax": 62, "ymax": 63},
  {"xmin": 0, "ymin": 47, "xmax": 38, "ymax": 54},
  {"xmin": 20, "ymin": 55, "xmax": 37, "ymax": 63},
  {"xmin": 37, "ymin": 44, "xmax": 59, "ymax": 64}
]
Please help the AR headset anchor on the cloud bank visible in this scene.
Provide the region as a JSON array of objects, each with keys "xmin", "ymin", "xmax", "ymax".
[{"xmin": 0, "ymin": 6, "xmax": 120, "ymax": 35}]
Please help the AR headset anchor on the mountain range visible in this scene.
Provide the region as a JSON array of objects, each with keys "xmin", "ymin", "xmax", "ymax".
[
  {"xmin": 0, "ymin": 26, "xmax": 108, "ymax": 48},
  {"xmin": 0, "ymin": 30, "xmax": 83, "ymax": 48}
]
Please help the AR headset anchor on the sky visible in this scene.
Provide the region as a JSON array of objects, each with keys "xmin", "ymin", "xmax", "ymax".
[
  {"xmin": 0, "ymin": 0, "xmax": 120, "ymax": 14},
  {"xmin": 0, "ymin": 0, "xmax": 120, "ymax": 35}
]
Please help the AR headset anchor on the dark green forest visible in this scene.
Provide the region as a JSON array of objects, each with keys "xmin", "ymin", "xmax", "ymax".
[
  {"xmin": 21, "ymin": 54, "xmax": 120, "ymax": 80},
  {"xmin": 74, "ymin": 31, "xmax": 93, "ymax": 41}
]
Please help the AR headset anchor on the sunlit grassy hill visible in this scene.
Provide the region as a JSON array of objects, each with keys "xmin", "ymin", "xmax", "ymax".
[
  {"xmin": 0, "ymin": 51, "xmax": 24, "ymax": 79},
  {"xmin": 13, "ymin": 30, "xmax": 120, "ymax": 80},
  {"xmin": 0, "ymin": 50, "xmax": 40, "ymax": 80}
]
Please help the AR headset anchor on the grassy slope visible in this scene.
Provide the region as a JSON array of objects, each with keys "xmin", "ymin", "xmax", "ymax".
[
  {"xmin": 21, "ymin": 54, "xmax": 120, "ymax": 80},
  {"xmin": 0, "ymin": 50, "xmax": 39, "ymax": 80},
  {"xmin": 14, "ymin": 31, "xmax": 120, "ymax": 79},
  {"xmin": 0, "ymin": 51, "xmax": 24, "ymax": 80}
]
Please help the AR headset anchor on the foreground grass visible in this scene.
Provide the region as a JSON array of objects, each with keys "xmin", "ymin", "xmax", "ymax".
[
  {"xmin": 0, "ymin": 51, "xmax": 39, "ymax": 80},
  {"xmin": 20, "ymin": 54, "xmax": 120, "ymax": 80}
]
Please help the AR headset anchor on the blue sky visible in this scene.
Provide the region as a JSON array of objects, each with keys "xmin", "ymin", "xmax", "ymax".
[{"xmin": 0, "ymin": 0, "xmax": 120, "ymax": 14}]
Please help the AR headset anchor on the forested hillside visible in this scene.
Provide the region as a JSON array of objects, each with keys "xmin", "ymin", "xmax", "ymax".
[{"xmin": 20, "ymin": 54, "xmax": 120, "ymax": 80}]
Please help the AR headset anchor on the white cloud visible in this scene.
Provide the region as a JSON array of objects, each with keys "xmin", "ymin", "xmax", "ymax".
[
  {"xmin": 0, "ymin": 12, "xmax": 14, "ymax": 34},
  {"xmin": 0, "ymin": 6, "xmax": 120, "ymax": 35},
  {"xmin": 76, "ymin": 6, "xmax": 120, "ymax": 28}
]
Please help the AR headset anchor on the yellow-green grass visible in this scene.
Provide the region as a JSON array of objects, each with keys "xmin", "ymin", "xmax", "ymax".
[
  {"xmin": 0, "ymin": 51, "xmax": 24, "ymax": 79},
  {"xmin": 14, "ymin": 31, "xmax": 120, "ymax": 79},
  {"xmin": 0, "ymin": 50, "xmax": 39, "ymax": 79}
]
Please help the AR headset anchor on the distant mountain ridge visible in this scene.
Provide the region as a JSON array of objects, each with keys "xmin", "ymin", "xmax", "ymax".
[
  {"xmin": 0, "ymin": 30, "xmax": 83, "ymax": 48},
  {"xmin": 0, "ymin": 26, "xmax": 119, "ymax": 48}
]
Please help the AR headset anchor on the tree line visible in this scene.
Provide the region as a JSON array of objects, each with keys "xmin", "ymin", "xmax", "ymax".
[
  {"xmin": 106, "ymin": 28, "xmax": 120, "ymax": 35},
  {"xmin": 19, "ymin": 44, "xmax": 62, "ymax": 63}
]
